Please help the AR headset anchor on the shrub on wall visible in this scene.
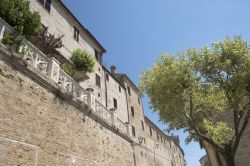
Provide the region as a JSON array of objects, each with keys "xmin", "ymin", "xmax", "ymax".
[
  {"xmin": 30, "ymin": 27, "xmax": 64, "ymax": 59},
  {"xmin": 2, "ymin": 32, "xmax": 22, "ymax": 46},
  {"xmin": 61, "ymin": 49, "xmax": 95, "ymax": 79},
  {"xmin": 0, "ymin": 0, "xmax": 41, "ymax": 38},
  {"xmin": 70, "ymin": 49, "xmax": 95, "ymax": 74}
]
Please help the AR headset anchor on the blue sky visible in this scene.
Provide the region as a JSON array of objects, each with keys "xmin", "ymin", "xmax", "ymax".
[{"xmin": 62, "ymin": 0, "xmax": 250, "ymax": 165}]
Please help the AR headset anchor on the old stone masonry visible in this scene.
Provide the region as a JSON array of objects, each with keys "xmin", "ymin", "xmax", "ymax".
[{"xmin": 0, "ymin": 1, "xmax": 184, "ymax": 166}]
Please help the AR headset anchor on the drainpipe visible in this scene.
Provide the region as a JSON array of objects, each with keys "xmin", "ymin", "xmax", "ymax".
[
  {"xmin": 104, "ymin": 69, "xmax": 108, "ymax": 108},
  {"xmin": 132, "ymin": 143, "xmax": 137, "ymax": 166}
]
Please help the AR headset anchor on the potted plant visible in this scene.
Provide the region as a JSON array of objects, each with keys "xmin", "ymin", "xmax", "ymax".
[{"xmin": 61, "ymin": 49, "xmax": 95, "ymax": 82}]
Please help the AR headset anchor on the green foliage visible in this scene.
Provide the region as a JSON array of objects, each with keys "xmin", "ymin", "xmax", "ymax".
[
  {"xmin": 2, "ymin": 32, "xmax": 23, "ymax": 49},
  {"xmin": 140, "ymin": 36, "xmax": 250, "ymax": 156},
  {"xmin": 70, "ymin": 49, "xmax": 95, "ymax": 74},
  {"xmin": 203, "ymin": 119, "xmax": 234, "ymax": 149},
  {"xmin": 60, "ymin": 63, "xmax": 75, "ymax": 77},
  {"xmin": 0, "ymin": 0, "xmax": 41, "ymax": 38}
]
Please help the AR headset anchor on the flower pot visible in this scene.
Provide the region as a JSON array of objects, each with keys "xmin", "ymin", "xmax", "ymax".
[{"xmin": 72, "ymin": 71, "xmax": 89, "ymax": 82}]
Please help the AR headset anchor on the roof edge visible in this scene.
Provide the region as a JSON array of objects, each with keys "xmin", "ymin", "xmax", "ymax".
[{"xmin": 58, "ymin": 0, "xmax": 106, "ymax": 53}]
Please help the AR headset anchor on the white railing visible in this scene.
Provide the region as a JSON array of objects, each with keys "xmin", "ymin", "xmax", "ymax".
[
  {"xmin": 95, "ymin": 100, "xmax": 113, "ymax": 124},
  {"xmin": 0, "ymin": 17, "xmax": 129, "ymax": 136},
  {"xmin": 116, "ymin": 118, "xmax": 128, "ymax": 134},
  {"xmin": 21, "ymin": 39, "xmax": 50, "ymax": 75}
]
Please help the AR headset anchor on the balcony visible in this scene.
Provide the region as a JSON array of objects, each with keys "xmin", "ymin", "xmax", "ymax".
[{"xmin": 0, "ymin": 17, "xmax": 129, "ymax": 138}]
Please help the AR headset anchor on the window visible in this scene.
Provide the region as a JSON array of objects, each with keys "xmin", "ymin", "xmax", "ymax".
[
  {"xmin": 149, "ymin": 127, "xmax": 152, "ymax": 136},
  {"xmin": 157, "ymin": 132, "xmax": 159, "ymax": 141},
  {"xmin": 95, "ymin": 49, "xmax": 99, "ymax": 61},
  {"xmin": 39, "ymin": 0, "xmax": 51, "ymax": 12},
  {"xmin": 74, "ymin": 26, "xmax": 79, "ymax": 42},
  {"xmin": 141, "ymin": 121, "xmax": 144, "ymax": 131},
  {"xmin": 131, "ymin": 106, "xmax": 134, "ymax": 117},
  {"xmin": 106, "ymin": 74, "xmax": 109, "ymax": 82},
  {"xmin": 113, "ymin": 98, "xmax": 117, "ymax": 109},
  {"xmin": 119, "ymin": 86, "xmax": 121, "ymax": 93},
  {"xmin": 138, "ymin": 97, "xmax": 140, "ymax": 105},
  {"xmin": 95, "ymin": 74, "xmax": 101, "ymax": 88},
  {"xmin": 95, "ymin": 49, "xmax": 102, "ymax": 64},
  {"xmin": 161, "ymin": 136, "xmax": 163, "ymax": 143},
  {"xmin": 127, "ymin": 86, "xmax": 131, "ymax": 96},
  {"xmin": 132, "ymin": 126, "xmax": 136, "ymax": 137}
]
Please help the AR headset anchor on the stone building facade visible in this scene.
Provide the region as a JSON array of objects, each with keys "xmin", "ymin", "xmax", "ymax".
[{"xmin": 0, "ymin": 0, "xmax": 185, "ymax": 165}]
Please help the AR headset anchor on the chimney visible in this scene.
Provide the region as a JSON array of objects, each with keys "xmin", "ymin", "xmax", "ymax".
[{"xmin": 110, "ymin": 65, "xmax": 116, "ymax": 74}]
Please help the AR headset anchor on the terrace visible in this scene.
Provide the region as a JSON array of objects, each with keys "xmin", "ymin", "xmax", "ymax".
[{"xmin": 0, "ymin": 17, "xmax": 129, "ymax": 138}]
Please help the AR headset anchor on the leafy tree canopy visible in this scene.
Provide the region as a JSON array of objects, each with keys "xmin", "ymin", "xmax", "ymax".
[
  {"xmin": 0, "ymin": 0, "xmax": 41, "ymax": 38},
  {"xmin": 140, "ymin": 36, "xmax": 250, "ymax": 165}
]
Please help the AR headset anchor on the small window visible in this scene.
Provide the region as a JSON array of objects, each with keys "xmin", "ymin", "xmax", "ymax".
[
  {"xmin": 113, "ymin": 98, "xmax": 117, "ymax": 109},
  {"xmin": 157, "ymin": 133, "xmax": 159, "ymax": 141},
  {"xmin": 119, "ymin": 86, "xmax": 121, "ymax": 93},
  {"xmin": 140, "ymin": 151, "xmax": 143, "ymax": 156},
  {"xmin": 95, "ymin": 49, "xmax": 102, "ymax": 64},
  {"xmin": 74, "ymin": 26, "xmax": 79, "ymax": 42},
  {"xmin": 132, "ymin": 126, "xmax": 136, "ymax": 137},
  {"xmin": 161, "ymin": 136, "xmax": 163, "ymax": 143},
  {"xmin": 149, "ymin": 127, "xmax": 152, "ymax": 136},
  {"xmin": 144, "ymin": 138, "xmax": 146, "ymax": 144},
  {"xmin": 39, "ymin": 0, "xmax": 51, "ymax": 12},
  {"xmin": 141, "ymin": 121, "xmax": 144, "ymax": 131},
  {"xmin": 127, "ymin": 86, "xmax": 131, "ymax": 96},
  {"xmin": 138, "ymin": 97, "xmax": 140, "ymax": 105},
  {"xmin": 95, "ymin": 49, "xmax": 99, "ymax": 61},
  {"xmin": 106, "ymin": 74, "xmax": 109, "ymax": 82},
  {"xmin": 95, "ymin": 74, "xmax": 101, "ymax": 88},
  {"xmin": 131, "ymin": 106, "xmax": 134, "ymax": 117}
]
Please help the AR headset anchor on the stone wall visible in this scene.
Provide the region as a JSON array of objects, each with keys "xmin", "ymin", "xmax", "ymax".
[
  {"xmin": 0, "ymin": 47, "xmax": 134, "ymax": 166},
  {"xmin": 0, "ymin": 1, "xmax": 186, "ymax": 164}
]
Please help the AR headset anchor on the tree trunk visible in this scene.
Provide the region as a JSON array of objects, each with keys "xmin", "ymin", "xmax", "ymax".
[{"xmin": 222, "ymin": 153, "xmax": 235, "ymax": 166}]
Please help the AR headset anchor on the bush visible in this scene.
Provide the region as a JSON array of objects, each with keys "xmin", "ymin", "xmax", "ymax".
[
  {"xmin": 2, "ymin": 32, "xmax": 23, "ymax": 50},
  {"xmin": 0, "ymin": 0, "xmax": 41, "ymax": 38},
  {"xmin": 30, "ymin": 27, "xmax": 64, "ymax": 58},
  {"xmin": 70, "ymin": 49, "xmax": 95, "ymax": 74}
]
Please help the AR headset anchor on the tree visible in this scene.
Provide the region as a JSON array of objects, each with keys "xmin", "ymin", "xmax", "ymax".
[
  {"xmin": 140, "ymin": 36, "xmax": 250, "ymax": 166},
  {"xmin": 0, "ymin": 0, "xmax": 41, "ymax": 38}
]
